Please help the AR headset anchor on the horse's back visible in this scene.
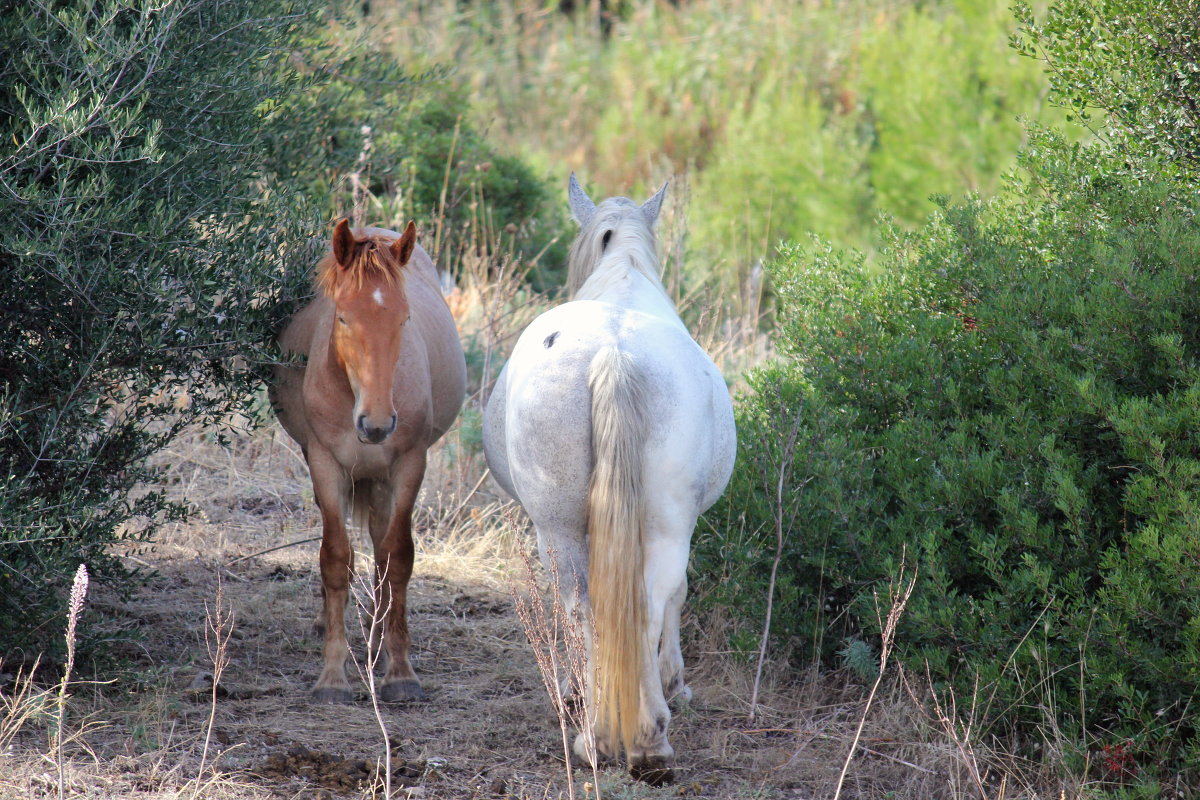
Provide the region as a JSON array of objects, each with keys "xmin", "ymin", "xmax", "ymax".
[{"xmin": 486, "ymin": 299, "xmax": 734, "ymax": 519}]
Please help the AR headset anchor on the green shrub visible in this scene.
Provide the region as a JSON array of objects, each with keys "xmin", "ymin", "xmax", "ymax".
[
  {"xmin": 698, "ymin": 0, "xmax": 1200, "ymax": 786},
  {"xmin": 0, "ymin": 0, "xmax": 335, "ymax": 663}
]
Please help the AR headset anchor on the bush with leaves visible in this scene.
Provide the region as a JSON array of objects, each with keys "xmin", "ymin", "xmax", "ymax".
[
  {"xmin": 0, "ymin": 0, "xmax": 342, "ymax": 663},
  {"xmin": 286, "ymin": 45, "xmax": 567, "ymax": 288},
  {"xmin": 697, "ymin": 0, "xmax": 1200, "ymax": 787},
  {"xmin": 1013, "ymin": 0, "xmax": 1199, "ymax": 178}
]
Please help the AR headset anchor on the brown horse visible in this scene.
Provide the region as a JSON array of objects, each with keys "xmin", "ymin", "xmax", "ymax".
[{"xmin": 271, "ymin": 220, "xmax": 466, "ymax": 703}]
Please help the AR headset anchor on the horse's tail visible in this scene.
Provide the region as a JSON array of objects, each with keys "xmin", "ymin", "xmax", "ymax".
[{"xmin": 586, "ymin": 346, "xmax": 649, "ymax": 756}]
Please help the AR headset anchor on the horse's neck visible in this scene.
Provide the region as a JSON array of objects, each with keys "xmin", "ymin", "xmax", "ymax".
[
  {"xmin": 575, "ymin": 260, "xmax": 682, "ymax": 327},
  {"xmin": 310, "ymin": 302, "xmax": 354, "ymax": 389}
]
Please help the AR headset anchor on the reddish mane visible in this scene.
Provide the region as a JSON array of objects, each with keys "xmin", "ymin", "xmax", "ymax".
[{"xmin": 316, "ymin": 235, "xmax": 407, "ymax": 297}]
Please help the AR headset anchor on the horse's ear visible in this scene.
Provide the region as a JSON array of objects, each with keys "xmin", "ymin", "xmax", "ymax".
[
  {"xmin": 641, "ymin": 180, "xmax": 668, "ymax": 227},
  {"xmin": 391, "ymin": 220, "xmax": 417, "ymax": 266},
  {"xmin": 332, "ymin": 219, "xmax": 356, "ymax": 268},
  {"xmin": 568, "ymin": 172, "xmax": 597, "ymax": 227}
]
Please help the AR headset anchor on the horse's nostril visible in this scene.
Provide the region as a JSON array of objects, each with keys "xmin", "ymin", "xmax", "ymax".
[{"xmin": 355, "ymin": 413, "xmax": 393, "ymax": 444}]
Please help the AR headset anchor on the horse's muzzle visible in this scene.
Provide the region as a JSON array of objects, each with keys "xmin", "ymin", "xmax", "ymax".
[{"xmin": 357, "ymin": 413, "xmax": 397, "ymax": 444}]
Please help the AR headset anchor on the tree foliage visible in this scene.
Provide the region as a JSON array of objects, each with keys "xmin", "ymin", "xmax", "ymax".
[
  {"xmin": 0, "ymin": 0, "xmax": 333, "ymax": 662},
  {"xmin": 1013, "ymin": 0, "xmax": 1200, "ymax": 175}
]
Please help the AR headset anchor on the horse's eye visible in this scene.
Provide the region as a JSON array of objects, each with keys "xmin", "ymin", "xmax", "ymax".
[
  {"xmin": 337, "ymin": 316, "xmax": 347, "ymax": 326},
  {"xmin": 601, "ymin": 230, "xmax": 613, "ymax": 251}
]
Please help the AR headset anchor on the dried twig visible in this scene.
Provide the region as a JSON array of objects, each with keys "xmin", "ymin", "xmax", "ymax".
[
  {"xmin": 832, "ymin": 555, "xmax": 916, "ymax": 800},
  {"xmin": 510, "ymin": 538, "xmax": 599, "ymax": 800},
  {"xmin": 191, "ymin": 575, "xmax": 233, "ymax": 800},
  {"xmin": 349, "ymin": 559, "xmax": 396, "ymax": 798},
  {"xmin": 225, "ymin": 536, "xmax": 320, "ymax": 566},
  {"xmin": 750, "ymin": 392, "xmax": 808, "ymax": 721}
]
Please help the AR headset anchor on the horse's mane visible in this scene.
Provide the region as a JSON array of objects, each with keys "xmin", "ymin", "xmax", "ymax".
[
  {"xmin": 566, "ymin": 198, "xmax": 668, "ymax": 300},
  {"xmin": 316, "ymin": 234, "xmax": 407, "ymax": 298}
]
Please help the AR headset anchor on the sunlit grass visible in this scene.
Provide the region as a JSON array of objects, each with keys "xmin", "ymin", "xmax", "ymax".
[{"xmin": 356, "ymin": 0, "xmax": 1064, "ymax": 289}]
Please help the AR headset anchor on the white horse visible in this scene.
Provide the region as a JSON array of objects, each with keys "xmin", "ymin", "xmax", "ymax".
[{"xmin": 483, "ymin": 175, "xmax": 736, "ymax": 781}]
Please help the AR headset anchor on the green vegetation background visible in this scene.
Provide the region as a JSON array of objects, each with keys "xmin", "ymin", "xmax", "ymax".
[{"xmin": 368, "ymin": 0, "xmax": 1063, "ymax": 283}]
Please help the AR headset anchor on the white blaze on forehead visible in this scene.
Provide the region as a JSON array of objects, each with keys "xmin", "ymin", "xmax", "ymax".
[{"xmin": 372, "ymin": 288, "xmax": 384, "ymax": 306}]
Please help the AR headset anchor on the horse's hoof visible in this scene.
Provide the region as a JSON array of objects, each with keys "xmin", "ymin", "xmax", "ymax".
[
  {"xmin": 573, "ymin": 733, "xmax": 619, "ymax": 767},
  {"xmin": 668, "ymin": 684, "xmax": 693, "ymax": 710},
  {"xmin": 572, "ymin": 733, "xmax": 596, "ymax": 767},
  {"xmin": 629, "ymin": 756, "xmax": 674, "ymax": 786},
  {"xmin": 380, "ymin": 679, "xmax": 425, "ymax": 703},
  {"xmin": 310, "ymin": 686, "xmax": 354, "ymax": 704}
]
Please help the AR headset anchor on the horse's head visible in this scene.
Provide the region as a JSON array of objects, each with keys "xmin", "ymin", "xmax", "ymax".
[
  {"xmin": 321, "ymin": 219, "xmax": 416, "ymax": 444},
  {"xmin": 566, "ymin": 173, "xmax": 669, "ymax": 298}
]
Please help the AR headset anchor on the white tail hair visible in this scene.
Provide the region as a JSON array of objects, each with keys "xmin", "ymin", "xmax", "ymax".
[{"xmin": 586, "ymin": 346, "xmax": 648, "ymax": 756}]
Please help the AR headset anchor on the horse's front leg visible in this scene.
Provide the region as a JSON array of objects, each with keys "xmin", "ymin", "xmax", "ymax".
[
  {"xmin": 373, "ymin": 449, "xmax": 427, "ymax": 703},
  {"xmin": 308, "ymin": 446, "xmax": 354, "ymax": 703}
]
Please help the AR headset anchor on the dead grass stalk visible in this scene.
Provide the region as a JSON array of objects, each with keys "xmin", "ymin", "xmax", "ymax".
[
  {"xmin": 190, "ymin": 575, "xmax": 233, "ymax": 799},
  {"xmin": 832, "ymin": 556, "xmax": 916, "ymax": 800},
  {"xmin": 348, "ymin": 560, "xmax": 397, "ymax": 799},
  {"xmin": 1, "ymin": 661, "xmax": 52, "ymax": 758},
  {"xmin": 510, "ymin": 538, "xmax": 598, "ymax": 800},
  {"xmin": 748, "ymin": 399, "xmax": 805, "ymax": 723}
]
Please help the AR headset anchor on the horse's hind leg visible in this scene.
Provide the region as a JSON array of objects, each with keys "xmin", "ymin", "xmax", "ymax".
[
  {"xmin": 533, "ymin": 534, "xmax": 613, "ymax": 765},
  {"xmin": 308, "ymin": 446, "xmax": 355, "ymax": 703},
  {"xmin": 628, "ymin": 534, "xmax": 691, "ymax": 784},
  {"xmin": 372, "ymin": 449, "xmax": 426, "ymax": 703},
  {"xmin": 660, "ymin": 576, "xmax": 691, "ymax": 707}
]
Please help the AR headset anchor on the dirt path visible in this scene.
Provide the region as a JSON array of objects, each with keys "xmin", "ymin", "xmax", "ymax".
[
  {"xmin": 59, "ymin": 426, "xmax": 806, "ymax": 800},
  {"xmin": 104, "ymin": 523, "xmax": 812, "ymax": 798}
]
